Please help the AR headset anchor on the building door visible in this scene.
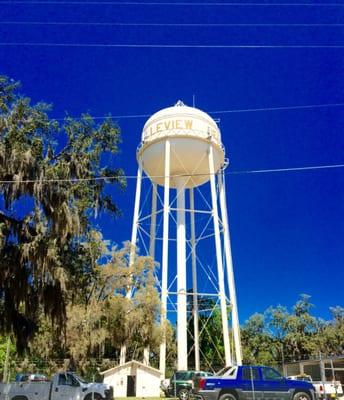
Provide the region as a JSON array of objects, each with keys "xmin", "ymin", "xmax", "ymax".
[{"xmin": 127, "ymin": 375, "xmax": 136, "ymax": 396}]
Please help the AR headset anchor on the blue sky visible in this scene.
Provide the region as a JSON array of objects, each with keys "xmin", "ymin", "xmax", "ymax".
[{"xmin": 0, "ymin": 0, "xmax": 343, "ymax": 324}]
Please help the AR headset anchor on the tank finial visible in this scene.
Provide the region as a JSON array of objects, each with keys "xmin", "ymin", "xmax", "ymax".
[{"xmin": 175, "ymin": 100, "xmax": 185, "ymax": 107}]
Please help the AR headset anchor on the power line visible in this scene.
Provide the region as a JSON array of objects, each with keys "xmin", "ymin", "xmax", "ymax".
[
  {"xmin": 1, "ymin": 21, "xmax": 344, "ymax": 27},
  {"xmin": 2, "ymin": 1, "xmax": 344, "ymax": 6},
  {"xmin": 0, "ymin": 42, "xmax": 343, "ymax": 48},
  {"xmin": 229, "ymin": 163, "xmax": 344, "ymax": 175},
  {"xmin": 52, "ymin": 102, "xmax": 344, "ymax": 120},
  {"xmin": 209, "ymin": 102, "xmax": 344, "ymax": 114},
  {"xmin": 0, "ymin": 164, "xmax": 342, "ymax": 184}
]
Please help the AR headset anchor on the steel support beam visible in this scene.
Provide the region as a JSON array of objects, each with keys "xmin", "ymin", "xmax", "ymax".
[
  {"xmin": 190, "ymin": 188, "xmax": 200, "ymax": 370},
  {"xmin": 159, "ymin": 140, "xmax": 170, "ymax": 378},
  {"xmin": 218, "ymin": 169, "xmax": 242, "ymax": 365},
  {"xmin": 120, "ymin": 163, "xmax": 142, "ymax": 365},
  {"xmin": 176, "ymin": 176, "xmax": 188, "ymax": 371},
  {"xmin": 208, "ymin": 145, "xmax": 232, "ymax": 366}
]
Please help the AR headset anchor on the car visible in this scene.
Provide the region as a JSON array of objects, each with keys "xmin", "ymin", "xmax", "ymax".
[
  {"xmin": 288, "ymin": 374, "xmax": 344, "ymax": 399},
  {"xmin": 193, "ymin": 365, "xmax": 317, "ymax": 400},
  {"xmin": 1, "ymin": 371, "xmax": 113, "ymax": 400},
  {"xmin": 164, "ymin": 370, "xmax": 213, "ymax": 400}
]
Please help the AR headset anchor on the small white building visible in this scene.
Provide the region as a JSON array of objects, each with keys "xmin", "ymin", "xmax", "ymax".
[{"xmin": 101, "ymin": 360, "xmax": 161, "ymax": 397}]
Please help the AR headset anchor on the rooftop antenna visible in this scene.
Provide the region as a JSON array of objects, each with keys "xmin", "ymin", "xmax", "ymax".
[{"xmin": 193, "ymin": 94, "xmax": 196, "ymax": 107}]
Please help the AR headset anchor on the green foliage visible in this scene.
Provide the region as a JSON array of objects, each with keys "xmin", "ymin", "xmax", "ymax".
[
  {"xmin": 27, "ymin": 243, "xmax": 162, "ymax": 376},
  {"xmin": 0, "ymin": 75, "xmax": 124, "ymax": 352},
  {"xmin": 187, "ymin": 296, "xmax": 228, "ymax": 371},
  {"xmin": 187, "ymin": 294, "xmax": 343, "ymax": 371},
  {"xmin": 241, "ymin": 313, "xmax": 277, "ymax": 366},
  {"xmin": 0, "ymin": 336, "xmax": 15, "ymax": 380},
  {"xmin": 241, "ymin": 294, "xmax": 344, "ymax": 366}
]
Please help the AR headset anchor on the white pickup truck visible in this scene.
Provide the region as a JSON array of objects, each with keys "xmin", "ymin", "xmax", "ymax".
[
  {"xmin": 288, "ymin": 375, "xmax": 344, "ymax": 399},
  {"xmin": 0, "ymin": 371, "xmax": 113, "ymax": 400}
]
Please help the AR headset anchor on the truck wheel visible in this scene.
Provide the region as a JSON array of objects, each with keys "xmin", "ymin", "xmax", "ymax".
[
  {"xmin": 178, "ymin": 388, "xmax": 190, "ymax": 400},
  {"xmin": 219, "ymin": 393, "xmax": 237, "ymax": 400},
  {"xmin": 293, "ymin": 392, "xmax": 311, "ymax": 400},
  {"xmin": 84, "ymin": 393, "xmax": 103, "ymax": 400}
]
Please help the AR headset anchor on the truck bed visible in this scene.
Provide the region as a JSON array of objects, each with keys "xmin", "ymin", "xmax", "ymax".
[{"xmin": 0, "ymin": 381, "xmax": 52, "ymax": 399}]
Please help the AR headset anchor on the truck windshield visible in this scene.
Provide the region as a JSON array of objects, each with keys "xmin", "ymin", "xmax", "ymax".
[{"xmin": 72, "ymin": 373, "xmax": 88, "ymax": 384}]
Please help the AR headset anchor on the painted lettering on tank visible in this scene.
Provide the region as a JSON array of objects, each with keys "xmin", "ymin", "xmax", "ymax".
[
  {"xmin": 185, "ymin": 120, "xmax": 193, "ymax": 129},
  {"xmin": 145, "ymin": 119, "xmax": 214, "ymax": 138},
  {"xmin": 164, "ymin": 120, "xmax": 172, "ymax": 130}
]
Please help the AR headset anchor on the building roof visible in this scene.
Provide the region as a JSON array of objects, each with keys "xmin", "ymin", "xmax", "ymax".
[{"xmin": 101, "ymin": 360, "xmax": 161, "ymax": 377}]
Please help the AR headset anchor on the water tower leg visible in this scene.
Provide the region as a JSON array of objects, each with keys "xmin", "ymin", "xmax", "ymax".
[
  {"xmin": 218, "ymin": 170, "xmax": 242, "ymax": 366},
  {"xmin": 176, "ymin": 176, "xmax": 188, "ymax": 371},
  {"xmin": 160, "ymin": 140, "xmax": 170, "ymax": 378},
  {"xmin": 129, "ymin": 163, "xmax": 143, "ymax": 267},
  {"xmin": 208, "ymin": 145, "xmax": 232, "ymax": 367},
  {"xmin": 143, "ymin": 183, "xmax": 158, "ymax": 366},
  {"xmin": 190, "ymin": 188, "xmax": 200, "ymax": 371},
  {"xmin": 120, "ymin": 163, "xmax": 143, "ymax": 365},
  {"xmin": 149, "ymin": 183, "xmax": 158, "ymax": 258}
]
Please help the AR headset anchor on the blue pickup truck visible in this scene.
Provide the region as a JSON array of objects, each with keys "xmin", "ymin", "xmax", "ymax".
[{"xmin": 193, "ymin": 365, "xmax": 316, "ymax": 400}]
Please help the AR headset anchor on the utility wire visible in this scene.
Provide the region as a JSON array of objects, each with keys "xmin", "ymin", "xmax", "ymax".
[
  {"xmin": 51, "ymin": 102, "xmax": 344, "ymax": 120},
  {"xmin": 209, "ymin": 102, "xmax": 344, "ymax": 114},
  {"xmin": 2, "ymin": 1, "xmax": 344, "ymax": 6},
  {"xmin": 0, "ymin": 164, "xmax": 343, "ymax": 184},
  {"xmin": 2, "ymin": 21, "xmax": 344, "ymax": 27},
  {"xmin": 229, "ymin": 163, "xmax": 344, "ymax": 175},
  {"xmin": 0, "ymin": 42, "xmax": 343, "ymax": 48}
]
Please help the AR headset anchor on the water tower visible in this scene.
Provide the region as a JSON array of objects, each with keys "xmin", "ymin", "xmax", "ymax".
[{"xmin": 123, "ymin": 101, "xmax": 242, "ymax": 376}]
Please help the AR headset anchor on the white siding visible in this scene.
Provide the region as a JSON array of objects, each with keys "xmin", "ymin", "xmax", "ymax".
[
  {"xmin": 102, "ymin": 362, "xmax": 161, "ymax": 398},
  {"xmin": 103, "ymin": 365, "xmax": 131, "ymax": 397},
  {"xmin": 136, "ymin": 368, "xmax": 161, "ymax": 397}
]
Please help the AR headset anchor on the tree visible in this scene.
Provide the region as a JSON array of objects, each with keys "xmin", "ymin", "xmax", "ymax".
[
  {"xmin": 0, "ymin": 75, "xmax": 124, "ymax": 351},
  {"xmin": 0, "ymin": 336, "xmax": 16, "ymax": 381},
  {"xmin": 241, "ymin": 295, "xmax": 319, "ymax": 365},
  {"xmin": 313, "ymin": 306, "xmax": 344, "ymax": 356},
  {"xmin": 241, "ymin": 313, "xmax": 276, "ymax": 365},
  {"xmin": 283, "ymin": 294, "xmax": 318, "ymax": 359},
  {"xmin": 29, "ymin": 243, "xmax": 162, "ymax": 375},
  {"xmin": 187, "ymin": 295, "xmax": 229, "ymax": 371}
]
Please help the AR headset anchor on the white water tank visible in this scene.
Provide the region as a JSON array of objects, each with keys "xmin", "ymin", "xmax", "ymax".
[{"xmin": 137, "ymin": 101, "xmax": 225, "ymax": 188}]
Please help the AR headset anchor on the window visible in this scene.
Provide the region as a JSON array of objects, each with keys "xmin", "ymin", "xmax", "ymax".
[
  {"xmin": 242, "ymin": 367, "xmax": 260, "ymax": 381},
  {"xmin": 58, "ymin": 374, "xmax": 72, "ymax": 385},
  {"xmin": 175, "ymin": 371, "xmax": 193, "ymax": 380},
  {"xmin": 262, "ymin": 368, "xmax": 283, "ymax": 381},
  {"xmin": 58, "ymin": 373, "xmax": 79, "ymax": 386}
]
